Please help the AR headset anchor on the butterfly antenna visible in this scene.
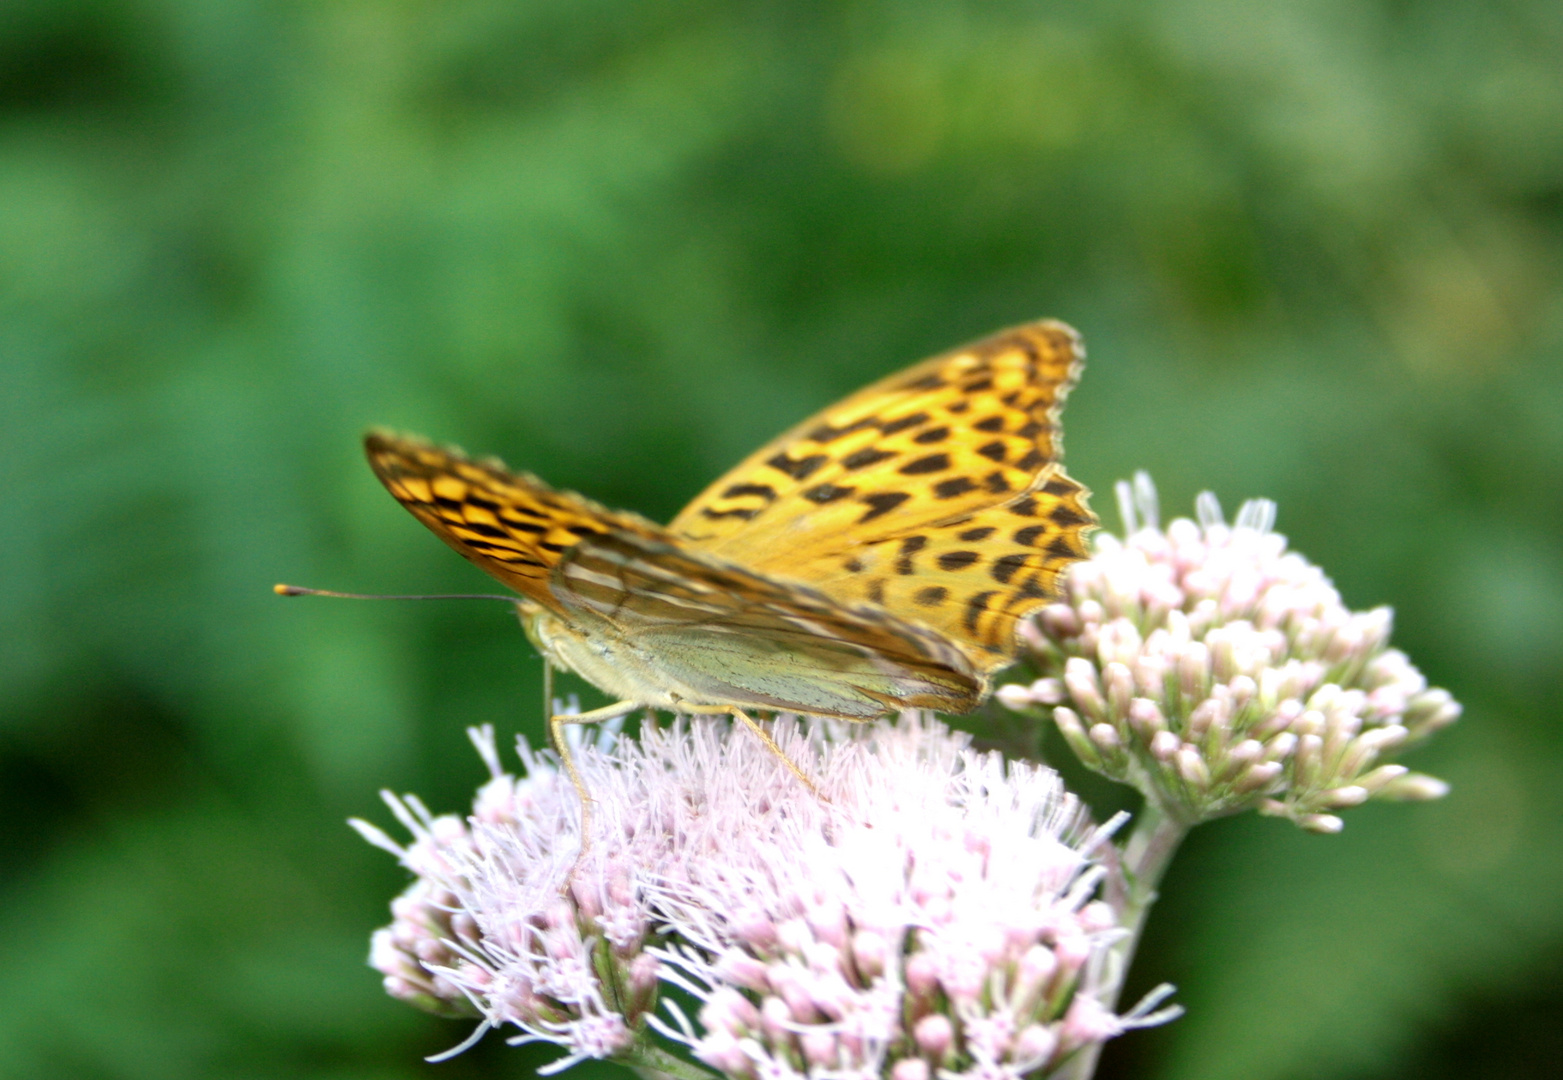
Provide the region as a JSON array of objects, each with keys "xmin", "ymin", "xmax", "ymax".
[{"xmin": 273, "ymin": 584, "xmax": 522, "ymax": 604}]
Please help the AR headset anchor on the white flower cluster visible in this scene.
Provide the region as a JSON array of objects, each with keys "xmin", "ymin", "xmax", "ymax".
[
  {"xmin": 999, "ymin": 475, "xmax": 1458, "ymax": 832},
  {"xmin": 356, "ymin": 715, "xmax": 1170, "ymax": 1077}
]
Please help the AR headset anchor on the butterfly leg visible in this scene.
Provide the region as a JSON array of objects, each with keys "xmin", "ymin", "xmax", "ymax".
[
  {"xmin": 550, "ymin": 698, "xmax": 641, "ymax": 860},
  {"xmin": 681, "ymin": 704, "xmax": 823, "ymax": 798}
]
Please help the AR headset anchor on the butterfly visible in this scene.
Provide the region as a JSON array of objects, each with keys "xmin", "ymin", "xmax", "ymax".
[{"xmin": 365, "ymin": 320, "xmax": 1095, "ymax": 808}]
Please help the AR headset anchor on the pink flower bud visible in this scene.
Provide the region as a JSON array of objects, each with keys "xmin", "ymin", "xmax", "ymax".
[
  {"xmin": 1128, "ymin": 697, "xmax": 1167, "ymax": 736},
  {"xmin": 1031, "ymin": 677, "xmax": 1066, "ymax": 704},
  {"xmin": 1321, "ymin": 785, "xmax": 1369, "ymax": 808},
  {"xmin": 801, "ymin": 1029, "xmax": 838, "ymax": 1066},
  {"xmin": 1379, "ymin": 771, "xmax": 1450, "ymax": 801},
  {"xmin": 701, "ymin": 987, "xmax": 761, "ymax": 1034},
  {"xmin": 996, "ymin": 683, "xmax": 1035, "ymax": 710},
  {"xmin": 852, "ymin": 930, "xmax": 890, "ymax": 980},
  {"xmin": 1105, "ymin": 661, "xmax": 1135, "ymax": 716},
  {"xmin": 759, "ymin": 994, "xmax": 794, "ymax": 1040},
  {"xmin": 905, "ymin": 952, "xmax": 940, "ymax": 998},
  {"xmin": 1233, "ymin": 760, "xmax": 1284, "ymax": 794},
  {"xmin": 716, "ymin": 948, "xmax": 772, "ymax": 991},
  {"xmin": 1175, "ymin": 746, "xmax": 1210, "ymax": 787},
  {"xmin": 1300, "ymin": 813, "xmax": 1344, "ymax": 834},
  {"xmin": 1059, "ymin": 995, "xmax": 1122, "ymax": 1050},
  {"xmin": 1150, "ymin": 730, "xmax": 1180, "ymax": 761},
  {"xmin": 695, "ymin": 1029, "xmax": 753, "ymax": 1075},
  {"xmin": 1065, "ymin": 658, "xmax": 1106, "ymax": 719},
  {"xmin": 1014, "ymin": 1022, "xmax": 1059, "ymax": 1064},
  {"xmin": 1089, "ymin": 723, "xmax": 1122, "ymax": 753},
  {"xmin": 913, "ymin": 1013, "xmax": 954, "ymax": 1058}
]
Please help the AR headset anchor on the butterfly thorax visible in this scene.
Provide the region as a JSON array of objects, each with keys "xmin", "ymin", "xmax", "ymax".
[{"xmin": 524, "ymin": 603, "xmax": 688, "ymax": 711}]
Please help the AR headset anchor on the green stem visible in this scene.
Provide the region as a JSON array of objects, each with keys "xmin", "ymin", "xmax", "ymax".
[
  {"xmin": 1056, "ymin": 799, "xmax": 1189, "ymax": 1080},
  {"xmin": 619, "ymin": 1039, "xmax": 720, "ymax": 1080}
]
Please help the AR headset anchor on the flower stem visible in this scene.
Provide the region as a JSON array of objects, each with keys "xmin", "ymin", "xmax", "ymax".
[
  {"xmin": 620, "ymin": 1040, "xmax": 720, "ymax": 1080},
  {"xmin": 1058, "ymin": 798, "xmax": 1188, "ymax": 1080}
]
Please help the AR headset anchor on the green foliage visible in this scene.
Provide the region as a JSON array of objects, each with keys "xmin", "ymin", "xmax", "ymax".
[{"xmin": 2, "ymin": 1, "xmax": 1559, "ymax": 1077}]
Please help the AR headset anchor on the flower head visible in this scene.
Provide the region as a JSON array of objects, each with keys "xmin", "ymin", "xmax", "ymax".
[
  {"xmin": 999, "ymin": 473, "xmax": 1458, "ymax": 831},
  {"xmin": 647, "ymin": 715, "xmax": 1160, "ymax": 1080},
  {"xmin": 356, "ymin": 714, "xmax": 1171, "ymax": 1076},
  {"xmin": 352, "ymin": 723, "xmax": 658, "ymax": 1070}
]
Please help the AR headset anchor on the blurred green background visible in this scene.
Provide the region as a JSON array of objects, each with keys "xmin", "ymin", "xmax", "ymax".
[{"xmin": 3, "ymin": 1, "xmax": 1560, "ymax": 1078}]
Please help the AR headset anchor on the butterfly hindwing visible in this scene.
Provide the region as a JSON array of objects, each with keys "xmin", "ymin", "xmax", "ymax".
[
  {"xmin": 796, "ymin": 471, "xmax": 1093, "ymax": 670},
  {"xmin": 670, "ymin": 321, "xmax": 1082, "ymax": 550},
  {"xmin": 553, "ymin": 530, "xmax": 983, "ymax": 717},
  {"xmin": 668, "ymin": 320, "xmax": 1093, "ymax": 668}
]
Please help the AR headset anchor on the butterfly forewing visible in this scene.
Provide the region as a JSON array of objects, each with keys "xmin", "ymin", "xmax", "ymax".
[
  {"xmin": 668, "ymin": 320, "xmax": 1093, "ymax": 668},
  {"xmin": 364, "ymin": 431, "xmax": 667, "ymax": 615}
]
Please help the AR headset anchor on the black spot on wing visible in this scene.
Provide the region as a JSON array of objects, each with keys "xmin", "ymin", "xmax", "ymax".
[
  {"xmin": 991, "ymin": 553, "xmax": 1030, "ymax": 584},
  {"xmin": 722, "ymin": 482, "xmax": 778, "ymax": 501},
  {"xmin": 767, "ymin": 451, "xmax": 829, "ymax": 480},
  {"xmin": 958, "ymin": 526, "xmax": 996, "ymax": 541},
  {"xmin": 912, "ymin": 426, "xmax": 951, "ymax": 444},
  {"xmin": 937, "ymin": 551, "xmax": 980, "ymax": 571},
  {"xmin": 842, "ymin": 447, "xmax": 897, "ymax": 470},
  {"xmin": 858, "ymin": 491, "xmax": 910, "ymax": 522},
  {"xmin": 914, "ymin": 586, "xmax": 948, "ymax": 606},
  {"xmin": 807, "ymin": 417, "xmax": 877, "ymax": 443},
  {"xmin": 881, "ymin": 412, "xmax": 930, "ymax": 435},
  {"xmin": 900, "ymin": 453, "xmax": 951, "ymax": 475},
  {"xmin": 964, "ymin": 590, "xmax": 996, "ymax": 632},
  {"xmin": 1049, "ymin": 503, "xmax": 1092, "ymax": 527},
  {"xmin": 896, "ymin": 535, "xmax": 927, "ymax": 574},
  {"xmin": 934, "ymin": 477, "xmax": 979, "ymax": 499},
  {"xmin": 804, "ymin": 483, "xmax": 856, "ymax": 504}
]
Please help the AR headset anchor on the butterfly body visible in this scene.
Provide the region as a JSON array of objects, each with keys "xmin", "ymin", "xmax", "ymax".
[{"xmin": 366, "ymin": 320, "xmax": 1095, "ymax": 727}]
